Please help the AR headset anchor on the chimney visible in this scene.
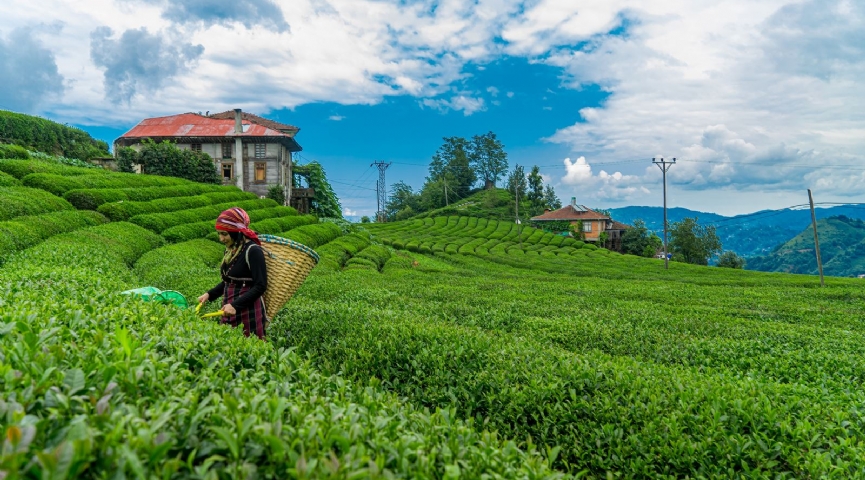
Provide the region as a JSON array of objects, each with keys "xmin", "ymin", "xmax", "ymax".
[
  {"xmin": 234, "ymin": 108, "xmax": 242, "ymax": 133},
  {"xmin": 570, "ymin": 197, "xmax": 576, "ymax": 206}
]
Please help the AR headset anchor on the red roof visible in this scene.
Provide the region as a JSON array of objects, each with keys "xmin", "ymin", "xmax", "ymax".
[
  {"xmin": 119, "ymin": 113, "xmax": 287, "ymax": 138},
  {"xmin": 530, "ymin": 204, "xmax": 610, "ymax": 221},
  {"xmin": 608, "ymin": 220, "xmax": 630, "ymax": 230},
  {"xmin": 209, "ymin": 110, "xmax": 299, "ymax": 135}
]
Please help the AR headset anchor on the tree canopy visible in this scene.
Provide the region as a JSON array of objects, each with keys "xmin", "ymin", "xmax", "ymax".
[
  {"xmin": 469, "ymin": 131, "xmax": 508, "ymax": 189},
  {"xmin": 669, "ymin": 216, "xmax": 722, "ymax": 265},
  {"xmin": 122, "ymin": 139, "xmax": 221, "ymax": 184},
  {"xmin": 621, "ymin": 219, "xmax": 663, "ymax": 257}
]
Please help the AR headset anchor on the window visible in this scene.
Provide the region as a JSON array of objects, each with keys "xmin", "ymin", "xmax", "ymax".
[
  {"xmin": 254, "ymin": 162, "xmax": 266, "ymax": 183},
  {"xmin": 583, "ymin": 221, "xmax": 592, "ymax": 232},
  {"xmin": 222, "ymin": 143, "xmax": 232, "ymax": 159},
  {"xmin": 222, "ymin": 163, "xmax": 233, "ymax": 180},
  {"xmin": 190, "ymin": 143, "xmax": 202, "ymax": 152},
  {"xmin": 254, "ymin": 143, "xmax": 266, "ymax": 158}
]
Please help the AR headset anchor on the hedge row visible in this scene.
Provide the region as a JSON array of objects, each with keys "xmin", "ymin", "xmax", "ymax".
[
  {"xmin": 0, "ymin": 210, "xmax": 108, "ymax": 265},
  {"xmin": 350, "ymin": 244, "xmax": 391, "ymax": 271},
  {"xmin": 278, "ymin": 222, "xmax": 342, "ymax": 248},
  {"xmin": 63, "ymin": 184, "xmax": 242, "ymax": 210},
  {"xmin": 22, "ymin": 172, "xmax": 189, "ymax": 196},
  {"xmin": 129, "ymin": 199, "xmax": 278, "ymax": 233},
  {"xmin": 0, "ymin": 186, "xmax": 74, "ymax": 220},
  {"xmin": 164, "ymin": 206, "xmax": 299, "ymax": 243},
  {"xmin": 315, "ymin": 233, "xmax": 372, "ymax": 270},
  {"xmin": 0, "ymin": 158, "xmax": 109, "ymax": 179},
  {"xmin": 96, "ymin": 190, "xmax": 258, "ymax": 221},
  {"xmin": 0, "ymin": 170, "xmax": 20, "ymax": 186}
]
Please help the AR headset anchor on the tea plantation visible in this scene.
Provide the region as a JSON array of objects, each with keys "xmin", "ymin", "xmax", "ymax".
[{"xmin": 3, "ymin": 157, "xmax": 865, "ymax": 478}]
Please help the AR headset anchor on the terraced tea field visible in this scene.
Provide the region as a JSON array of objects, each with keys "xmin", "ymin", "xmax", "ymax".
[{"xmin": 2, "ymin": 157, "xmax": 865, "ymax": 478}]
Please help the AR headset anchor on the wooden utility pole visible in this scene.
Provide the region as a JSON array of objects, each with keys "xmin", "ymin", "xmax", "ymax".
[
  {"xmin": 808, "ymin": 189, "xmax": 825, "ymax": 287},
  {"xmin": 515, "ymin": 164, "xmax": 522, "ymax": 250}
]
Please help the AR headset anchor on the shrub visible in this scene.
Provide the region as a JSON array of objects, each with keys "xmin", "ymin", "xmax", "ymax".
[
  {"xmin": 355, "ymin": 244, "xmax": 391, "ymax": 270},
  {"xmin": 0, "ymin": 186, "xmax": 74, "ymax": 220},
  {"xmin": 0, "ymin": 170, "xmax": 20, "ymax": 186},
  {"xmin": 0, "ymin": 210, "xmax": 107, "ymax": 265},
  {"xmin": 279, "ymin": 222, "xmax": 342, "ymax": 248},
  {"xmin": 266, "ymin": 184, "xmax": 285, "ymax": 205},
  {"xmin": 163, "ymin": 206, "xmax": 300, "ymax": 243},
  {"xmin": 23, "ymin": 172, "xmax": 189, "ymax": 196},
  {"xmin": 0, "ymin": 143, "xmax": 30, "ymax": 159},
  {"xmin": 129, "ymin": 199, "xmax": 277, "ymax": 233},
  {"xmin": 64, "ymin": 184, "xmax": 240, "ymax": 210},
  {"xmin": 0, "ymin": 158, "xmax": 107, "ymax": 179}
]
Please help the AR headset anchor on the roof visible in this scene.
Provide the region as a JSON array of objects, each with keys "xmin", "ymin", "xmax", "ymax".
[
  {"xmin": 530, "ymin": 204, "xmax": 610, "ymax": 221},
  {"xmin": 209, "ymin": 110, "xmax": 299, "ymax": 135},
  {"xmin": 116, "ymin": 112, "xmax": 302, "ymax": 151},
  {"xmin": 608, "ymin": 220, "xmax": 630, "ymax": 230}
]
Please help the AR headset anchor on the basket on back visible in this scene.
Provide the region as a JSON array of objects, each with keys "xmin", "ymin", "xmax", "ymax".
[{"xmin": 258, "ymin": 233, "xmax": 319, "ymax": 318}]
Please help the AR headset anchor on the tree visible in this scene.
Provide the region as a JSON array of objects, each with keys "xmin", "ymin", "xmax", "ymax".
[
  {"xmin": 506, "ymin": 165, "xmax": 528, "ymax": 207},
  {"xmin": 717, "ymin": 251, "xmax": 746, "ymax": 269},
  {"xmin": 385, "ymin": 181, "xmax": 421, "ymax": 221},
  {"xmin": 136, "ymin": 139, "xmax": 220, "ymax": 184},
  {"xmin": 621, "ymin": 219, "xmax": 662, "ymax": 257},
  {"xmin": 360, "ymin": 216, "xmax": 371, "ymax": 223},
  {"xmin": 266, "ymin": 184, "xmax": 285, "ymax": 205},
  {"xmin": 294, "ymin": 161, "xmax": 342, "ymax": 218},
  {"xmin": 427, "ymin": 136, "xmax": 476, "ymax": 200},
  {"xmin": 543, "ymin": 184, "xmax": 562, "ymax": 210},
  {"xmin": 116, "ymin": 146, "xmax": 138, "ymax": 173},
  {"xmin": 469, "ymin": 132, "xmax": 508, "ymax": 189},
  {"xmin": 526, "ymin": 166, "xmax": 544, "ymax": 216},
  {"xmin": 669, "ymin": 216, "xmax": 722, "ymax": 265}
]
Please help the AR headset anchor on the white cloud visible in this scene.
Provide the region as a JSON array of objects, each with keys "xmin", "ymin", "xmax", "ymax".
[
  {"xmin": 342, "ymin": 207, "xmax": 357, "ymax": 217},
  {"xmin": 422, "ymin": 95, "xmax": 486, "ymax": 116},
  {"xmin": 328, "ymin": 115, "xmax": 344, "ymax": 121}
]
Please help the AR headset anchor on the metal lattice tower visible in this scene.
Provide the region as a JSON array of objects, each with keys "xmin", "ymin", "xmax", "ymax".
[{"xmin": 371, "ymin": 161, "xmax": 391, "ymax": 222}]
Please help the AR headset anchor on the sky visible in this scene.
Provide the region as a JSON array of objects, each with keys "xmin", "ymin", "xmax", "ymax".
[{"xmin": 1, "ymin": 0, "xmax": 863, "ymax": 219}]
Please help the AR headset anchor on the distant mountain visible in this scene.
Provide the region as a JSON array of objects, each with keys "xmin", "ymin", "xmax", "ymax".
[
  {"xmin": 746, "ymin": 216, "xmax": 865, "ymax": 277},
  {"xmin": 608, "ymin": 205, "xmax": 865, "ymax": 258}
]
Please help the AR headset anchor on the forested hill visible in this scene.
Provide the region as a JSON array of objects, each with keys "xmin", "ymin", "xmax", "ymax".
[
  {"xmin": 0, "ymin": 110, "xmax": 110, "ymax": 160},
  {"xmin": 610, "ymin": 205, "xmax": 865, "ymax": 258},
  {"xmin": 746, "ymin": 216, "xmax": 865, "ymax": 277}
]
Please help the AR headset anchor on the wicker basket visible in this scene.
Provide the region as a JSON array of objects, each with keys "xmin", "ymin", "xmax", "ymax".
[{"xmin": 258, "ymin": 233, "xmax": 319, "ymax": 318}]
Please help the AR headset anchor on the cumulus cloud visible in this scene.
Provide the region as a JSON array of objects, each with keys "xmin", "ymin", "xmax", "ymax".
[
  {"xmin": 342, "ymin": 207, "xmax": 357, "ymax": 216},
  {"xmin": 90, "ymin": 26, "xmax": 204, "ymax": 104},
  {"xmin": 131, "ymin": 0, "xmax": 289, "ymax": 31},
  {"xmin": 0, "ymin": 28, "xmax": 64, "ymax": 112},
  {"xmin": 559, "ymin": 156, "xmax": 646, "ymax": 201},
  {"xmin": 422, "ymin": 95, "xmax": 486, "ymax": 116},
  {"xmin": 328, "ymin": 114, "xmax": 345, "ymax": 121}
]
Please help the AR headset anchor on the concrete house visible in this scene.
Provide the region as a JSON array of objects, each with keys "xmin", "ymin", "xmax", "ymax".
[{"xmin": 114, "ymin": 109, "xmax": 302, "ymax": 201}]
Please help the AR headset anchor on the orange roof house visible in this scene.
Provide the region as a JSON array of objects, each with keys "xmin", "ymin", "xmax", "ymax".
[{"xmin": 530, "ymin": 197, "xmax": 627, "ymax": 244}]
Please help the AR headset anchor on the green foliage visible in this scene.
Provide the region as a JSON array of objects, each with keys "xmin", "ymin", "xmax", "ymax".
[
  {"xmin": 266, "ymin": 184, "xmax": 285, "ymax": 205},
  {"xmin": 130, "ymin": 198, "xmax": 277, "ymax": 233},
  {"xmin": 0, "ymin": 186, "xmax": 74, "ymax": 220},
  {"xmin": 469, "ymin": 131, "xmax": 508, "ymax": 188},
  {"xmin": 621, "ymin": 219, "xmax": 663, "ymax": 257},
  {"xmin": 294, "ymin": 161, "xmax": 342, "ymax": 218},
  {"xmin": 23, "ymin": 172, "xmax": 188, "ymax": 196},
  {"xmin": 385, "ymin": 181, "xmax": 421, "ymax": 221},
  {"xmin": 279, "ymin": 222, "xmax": 342, "ymax": 248},
  {"xmin": 670, "ymin": 216, "xmax": 722, "ymax": 265},
  {"xmin": 532, "ymin": 220, "xmax": 571, "ymax": 233},
  {"xmin": 361, "ymin": 216, "xmax": 371, "ymax": 223},
  {"xmin": 135, "ymin": 139, "xmax": 221, "ymax": 184},
  {"xmin": 0, "ymin": 158, "xmax": 107, "ymax": 179},
  {"xmin": 427, "ymin": 136, "xmax": 476, "ymax": 201},
  {"xmin": 116, "ymin": 146, "xmax": 138, "ymax": 173},
  {"xmin": 0, "ymin": 170, "xmax": 20, "ymax": 186},
  {"xmin": 0, "ymin": 210, "xmax": 107, "ymax": 265},
  {"xmin": 63, "ymin": 184, "xmax": 242, "ymax": 210},
  {"xmin": 0, "ymin": 110, "xmax": 110, "ymax": 160},
  {"xmin": 0, "ymin": 143, "xmax": 30, "ymax": 159},
  {"xmin": 717, "ymin": 250, "xmax": 746, "ymax": 269}
]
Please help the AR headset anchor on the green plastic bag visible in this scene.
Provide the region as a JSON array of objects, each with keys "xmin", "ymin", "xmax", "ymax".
[{"xmin": 121, "ymin": 286, "xmax": 189, "ymax": 309}]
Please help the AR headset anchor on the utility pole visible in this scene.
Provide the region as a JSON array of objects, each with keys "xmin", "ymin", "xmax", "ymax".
[
  {"xmin": 652, "ymin": 157, "xmax": 676, "ymax": 269},
  {"xmin": 444, "ymin": 177, "xmax": 449, "ymax": 207},
  {"xmin": 371, "ymin": 161, "xmax": 391, "ymax": 222},
  {"xmin": 808, "ymin": 189, "xmax": 825, "ymax": 287}
]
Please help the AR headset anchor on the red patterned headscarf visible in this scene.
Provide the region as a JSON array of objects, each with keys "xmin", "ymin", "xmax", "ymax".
[{"xmin": 215, "ymin": 207, "xmax": 261, "ymax": 245}]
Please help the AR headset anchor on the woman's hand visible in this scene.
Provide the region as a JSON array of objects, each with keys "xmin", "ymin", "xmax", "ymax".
[
  {"xmin": 197, "ymin": 293, "xmax": 209, "ymax": 304},
  {"xmin": 222, "ymin": 304, "xmax": 236, "ymax": 316}
]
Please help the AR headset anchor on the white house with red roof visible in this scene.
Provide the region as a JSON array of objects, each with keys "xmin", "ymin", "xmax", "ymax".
[{"xmin": 115, "ymin": 109, "xmax": 302, "ymax": 200}]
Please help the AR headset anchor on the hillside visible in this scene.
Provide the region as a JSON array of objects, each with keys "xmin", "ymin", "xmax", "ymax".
[
  {"xmin": 610, "ymin": 204, "xmax": 865, "ymax": 258},
  {"xmin": 0, "ymin": 109, "xmax": 110, "ymax": 160},
  {"xmin": 747, "ymin": 215, "xmax": 865, "ymax": 277},
  {"xmin": 5, "ymin": 155, "xmax": 865, "ymax": 477}
]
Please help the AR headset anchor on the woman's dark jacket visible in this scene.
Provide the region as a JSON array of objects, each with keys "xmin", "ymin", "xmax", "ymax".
[{"xmin": 207, "ymin": 241, "xmax": 268, "ymax": 308}]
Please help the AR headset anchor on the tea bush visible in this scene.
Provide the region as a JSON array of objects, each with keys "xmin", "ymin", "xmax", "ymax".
[
  {"xmin": 0, "ymin": 187, "xmax": 74, "ymax": 220},
  {"xmin": 129, "ymin": 199, "xmax": 277, "ymax": 233},
  {"xmin": 64, "ymin": 184, "xmax": 241, "ymax": 210},
  {"xmin": 22, "ymin": 172, "xmax": 189, "ymax": 196}
]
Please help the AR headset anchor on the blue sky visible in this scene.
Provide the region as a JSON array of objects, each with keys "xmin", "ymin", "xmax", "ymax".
[{"xmin": 2, "ymin": 0, "xmax": 864, "ymax": 219}]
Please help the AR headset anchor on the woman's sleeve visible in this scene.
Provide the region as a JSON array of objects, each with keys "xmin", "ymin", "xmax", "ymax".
[
  {"xmin": 207, "ymin": 281, "xmax": 225, "ymax": 301},
  {"xmin": 230, "ymin": 245, "xmax": 268, "ymax": 309}
]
